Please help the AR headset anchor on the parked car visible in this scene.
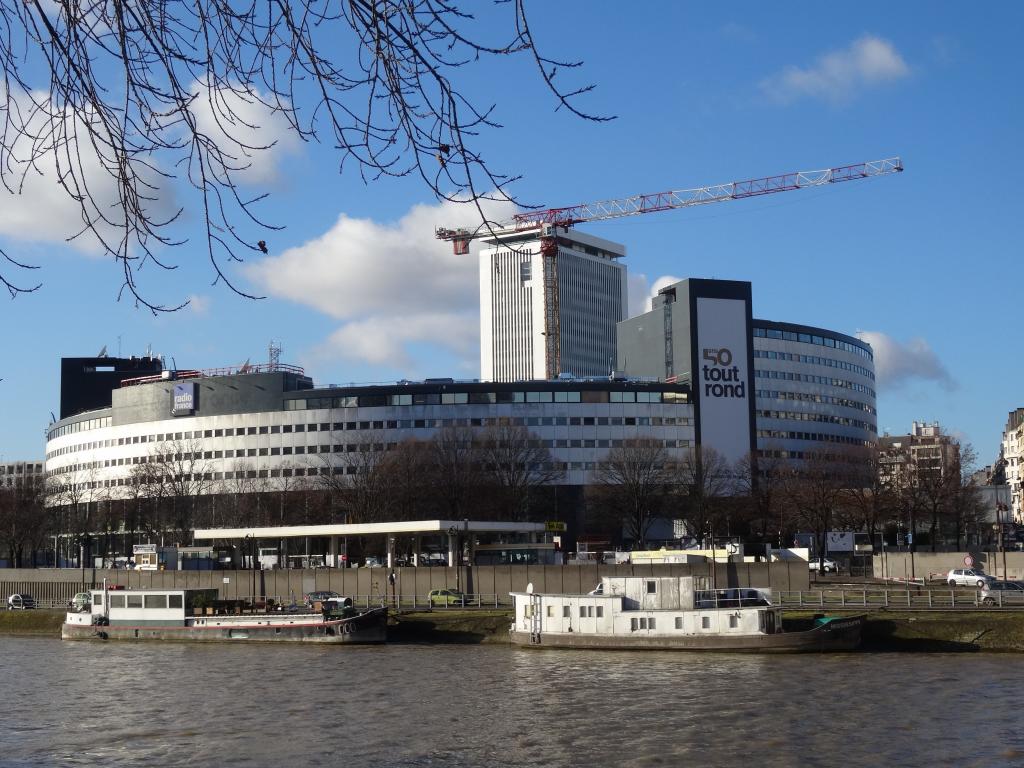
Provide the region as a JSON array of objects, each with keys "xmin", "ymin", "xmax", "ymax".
[
  {"xmin": 428, "ymin": 589, "xmax": 470, "ymax": 607},
  {"xmin": 946, "ymin": 568, "xmax": 995, "ymax": 588},
  {"xmin": 808, "ymin": 558, "xmax": 838, "ymax": 573},
  {"xmin": 7, "ymin": 593, "xmax": 36, "ymax": 610},
  {"xmin": 979, "ymin": 581, "xmax": 1024, "ymax": 605},
  {"xmin": 303, "ymin": 590, "xmax": 340, "ymax": 607}
]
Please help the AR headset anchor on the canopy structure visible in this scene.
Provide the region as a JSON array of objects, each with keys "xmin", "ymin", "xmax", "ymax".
[{"xmin": 193, "ymin": 520, "xmax": 550, "ymax": 568}]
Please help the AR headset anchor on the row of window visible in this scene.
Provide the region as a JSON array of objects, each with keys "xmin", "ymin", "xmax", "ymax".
[
  {"xmin": 288, "ymin": 389, "xmax": 686, "ymax": 410},
  {"xmin": 756, "ymin": 410, "xmax": 876, "ymax": 433},
  {"xmin": 49, "ymin": 436, "xmax": 696, "ymax": 481},
  {"xmin": 107, "ymin": 593, "xmax": 183, "ymax": 609},
  {"xmin": 755, "ymin": 389, "xmax": 875, "ymax": 415},
  {"xmin": 48, "ymin": 416, "xmax": 113, "ymax": 440},
  {"xmin": 753, "ymin": 349, "xmax": 874, "ymax": 380},
  {"xmin": 756, "ymin": 430, "xmax": 871, "ymax": 447},
  {"xmin": 753, "ymin": 326, "xmax": 872, "ymax": 360},
  {"xmin": 48, "ymin": 415, "xmax": 695, "ymax": 460},
  {"xmin": 754, "ymin": 369, "xmax": 876, "ymax": 398}
]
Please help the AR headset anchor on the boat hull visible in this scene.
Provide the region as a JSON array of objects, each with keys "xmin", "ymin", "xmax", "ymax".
[
  {"xmin": 62, "ymin": 607, "xmax": 388, "ymax": 645},
  {"xmin": 509, "ymin": 615, "xmax": 864, "ymax": 653}
]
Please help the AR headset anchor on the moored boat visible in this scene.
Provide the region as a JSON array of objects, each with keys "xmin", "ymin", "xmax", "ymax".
[
  {"xmin": 62, "ymin": 586, "xmax": 387, "ymax": 644},
  {"xmin": 510, "ymin": 575, "xmax": 863, "ymax": 653}
]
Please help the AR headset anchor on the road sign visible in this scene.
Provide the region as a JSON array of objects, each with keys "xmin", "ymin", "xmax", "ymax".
[{"xmin": 964, "ymin": 555, "xmax": 974, "ymax": 567}]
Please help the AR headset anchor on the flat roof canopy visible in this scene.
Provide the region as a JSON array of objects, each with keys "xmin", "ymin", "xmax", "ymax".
[{"xmin": 194, "ymin": 520, "xmax": 547, "ymax": 541}]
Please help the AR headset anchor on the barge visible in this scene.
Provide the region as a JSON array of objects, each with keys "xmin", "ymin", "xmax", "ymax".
[
  {"xmin": 510, "ymin": 575, "xmax": 863, "ymax": 653},
  {"xmin": 62, "ymin": 586, "xmax": 387, "ymax": 644}
]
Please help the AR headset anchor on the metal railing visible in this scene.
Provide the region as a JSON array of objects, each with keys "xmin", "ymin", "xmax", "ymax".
[{"xmin": 778, "ymin": 587, "xmax": 1024, "ymax": 610}]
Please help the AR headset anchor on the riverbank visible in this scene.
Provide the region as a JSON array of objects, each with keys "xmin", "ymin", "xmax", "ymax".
[{"xmin": 7, "ymin": 609, "xmax": 1024, "ymax": 651}]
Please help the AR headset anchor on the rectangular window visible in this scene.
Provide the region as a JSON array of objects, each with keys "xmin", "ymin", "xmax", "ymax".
[
  {"xmin": 630, "ymin": 618, "xmax": 638, "ymax": 631},
  {"xmin": 729, "ymin": 615, "xmax": 738, "ymax": 629},
  {"xmin": 579, "ymin": 606, "xmax": 586, "ymax": 618},
  {"xmin": 646, "ymin": 580, "xmax": 657, "ymax": 594},
  {"xmin": 596, "ymin": 606, "xmax": 604, "ymax": 618},
  {"xmin": 649, "ymin": 618, "xmax": 656, "ymax": 630},
  {"xmin": 562, "ymin": 606, "xmax": 570, "ymax": 618},
  {"xmin": 144, "ymin": 595, "xmax": 167, "ymax": 609},
  {"xmin": 546, "ymin": 606, "xmax": 553, "ymax": 617},
  {"xmin": 675, "ymin": 617, "xmax": 683, "ymax": 630},
  {"xmin": 524, "ymin": 605, "xmax": 534, "ymax": 618},
  {"xmin": 110, "ymin": 594, "xmax": 125, "ymax": 608},
  {"xmin": 127, "ymin": 595, "xmax": 143, "ymax": 608},
  {"xmin": 701, "ymin": 616, "xmax": 711, "ymax": 630}
]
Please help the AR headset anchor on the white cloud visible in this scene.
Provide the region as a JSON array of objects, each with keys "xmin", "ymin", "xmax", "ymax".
[
  {"xmin": 246, "ymin": 198, "xmax": 516, "ymax": 370},
  {"xmin": 189, "ymin": 81, "xmax": 301, "ymax": 185},
  {"xmin": 857, "ymin": 330, "xmax": 954, "ymax": 391},
  {"xmin": 627, "ymin": 273, "xmax": 683, "ymax": 318},
  {"xmin": 186, "ymin": 294, "xmax": 212, "ymax": 315},
  {"xmin": 761, "ymin": 35, "xmax": 910, "ymax": 104}
]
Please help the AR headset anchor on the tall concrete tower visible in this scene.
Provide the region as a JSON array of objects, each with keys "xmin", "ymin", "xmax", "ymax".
[{"xmin": 480, "ymin": 226, "xmax": 627, "ymax": 382}]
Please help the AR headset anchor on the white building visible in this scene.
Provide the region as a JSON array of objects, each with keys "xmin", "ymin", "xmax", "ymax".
[
  {"xmin": 480, "ymin": 225, "xmax": 627, "ymax": 381},
  {"xmin": 1000, "ymin": 408, "xmax": 1024, "ymax": 523}
]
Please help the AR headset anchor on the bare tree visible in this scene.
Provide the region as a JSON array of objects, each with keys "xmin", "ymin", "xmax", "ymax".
[
  {"xmin": 378, "ymin": 438, "xmax": 437, "ymax": 522},
  {"xmin": 839, "ymin": 444, "xmax": 894, "ymax": 549},
  {"xmin": 674, "ymin": 446, "xmax": 736, "ymax": 547},
  {"xmin": 430, "ymin": 426, "xmax": 484, "ymax": 521},
  {"xmin": 0, "ymin": 0, "xmax": 607, "ymax": 306},
  {"xmin": 783, "ymin": 452, "xmax": 853, "ymax": 569},
  {"xmin": 735, "ymin": 449, "xmax": 790, "ymax": 546},
  {"xmin": 592, "ymin": 438, "xmax": 674, "ymax": 549},
  {"xmin": 0, "ymin": 475, "xmax": 47, "ymax": 567},
  {"xmin": 477, "ymin": 423, "xmax": 563, "ymax": 521},
  {"xmin": 316, "ymin": 432, "xmax": 390, "ymax": 525}
]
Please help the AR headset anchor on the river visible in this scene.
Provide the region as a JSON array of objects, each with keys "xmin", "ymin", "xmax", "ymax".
[{"xmin": 2, "ymin": 637, "xmax": 1022, "ymax": 767}]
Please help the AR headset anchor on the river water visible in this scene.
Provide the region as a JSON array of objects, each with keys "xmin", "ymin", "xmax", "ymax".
[{"xmin": 2, "ymin": 637, "xmax": 1023, "ymax": 768}]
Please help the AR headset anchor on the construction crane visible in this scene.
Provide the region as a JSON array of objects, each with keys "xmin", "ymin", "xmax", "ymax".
[{"xmin": 436, "ymin": 157, "xmax": 903, "ymax": 378}]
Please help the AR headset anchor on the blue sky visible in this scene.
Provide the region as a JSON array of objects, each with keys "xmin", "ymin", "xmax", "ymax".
[{"xmin": 1, "ymin": 2, "xmax": 1020, "ymax": 467}]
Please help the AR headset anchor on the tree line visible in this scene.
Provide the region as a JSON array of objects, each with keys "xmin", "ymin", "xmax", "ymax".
[{"xmin": 3, "ymin": 426, "xmax": 997, "ymax": 568}]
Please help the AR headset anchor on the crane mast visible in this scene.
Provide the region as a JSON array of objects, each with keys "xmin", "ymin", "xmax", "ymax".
[{"xmin": 439, "ymin": 156, "xmax": 903, "ymax": 379}]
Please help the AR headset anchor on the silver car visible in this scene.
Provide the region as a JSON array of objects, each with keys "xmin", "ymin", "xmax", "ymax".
[{"xmin": 979, "ymin": 581, "xmax": 1024, "ymax": 605}]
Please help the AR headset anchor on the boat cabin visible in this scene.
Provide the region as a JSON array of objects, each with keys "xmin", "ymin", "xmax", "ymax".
[
  {"xmin": 511, "ymin": 576, "xmax": 782, "ymax": 639},
  {"xmin": 64, "ymin": 588, "xmax": 217, "ymax": 627}
]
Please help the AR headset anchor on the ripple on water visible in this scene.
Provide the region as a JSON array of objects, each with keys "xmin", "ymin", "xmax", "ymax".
[{"xmin": 3, "ymin": 640, "xmax": 1024, "ymax": 767}]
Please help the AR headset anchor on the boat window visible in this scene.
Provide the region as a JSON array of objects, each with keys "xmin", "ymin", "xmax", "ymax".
[
  {"xmin": 127, "ymin": 595, "xmax": 143, "ymax": 608},
  {"xmin": 169, "ymin": 595, "xmax": 183, "ymax": 609},
  {"xmin": 675, "ymin": 617, "xmax": 683, "ymax": 630},
  {"xmin": 729, "ymin": 615, "xmax": 738, "ymax": 629},
  {"xmin": 93, "ymin": 593, "xmax": 103, "ymax": 606},
  {"xmin": 596, "ymin": 606, "xmax": 604, "ymax": 618},
  {"xmin": 649, "ymin": 618, "xmax": 656, "ymax": 630},
  {"xmin": 524, "ymin": 605, "xmax": 534, "ymax": 618},
  {"xmin": 701, "ymin": 616, "xmax": 711, "ymax": 630},
  {"xmin": 646, "ymin": 581, "xmax": 657, "ymax": 594},
  {"xmin": 110, "ymin": 594, "xmax": 126, "ymax": 608},
  {"xmin": 546, "ymin": 606, "xmax": 554, "ymax": 617},
  {"xmin": 145, "ymin": 595, "xmax": 167, "ymax": 609},
  {"xmin": 562, "ymin": 606, "xmax": 570, "ymax": 618},
  {"xmin": 579, "ymin": 606, "xmax": 586, "ymax": 618},
  {"xmin": 630, "ymin": 618, "xmax": 638, "ymax": 631}
]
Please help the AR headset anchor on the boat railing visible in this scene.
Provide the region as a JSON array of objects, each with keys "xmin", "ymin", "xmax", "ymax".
[{"xmin": 777, "ymin": 587, "xmax": 1024, "ymax": 610}]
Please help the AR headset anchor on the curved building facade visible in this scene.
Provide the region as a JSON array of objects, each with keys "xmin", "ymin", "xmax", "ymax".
[
  {"xmin": 45, "ymin": 370, "xmax": 695, "ymax": 501},
  {"xmin": 752, "ymin": 321, "xmax": 876, "ymax": 460}
]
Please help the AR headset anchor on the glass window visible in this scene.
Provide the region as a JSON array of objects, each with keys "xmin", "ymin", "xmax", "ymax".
[
  {"xmin": 702, "ymin": 616, "xmax": 711, "ymax": 629},
  {"xmin": 144, "ymin": 594, "xmax": 167, "ymax": 609},
  {"xmin": 469, "ymin": 392, "xmax": 496, "ymax": 404},
  {"xmin": 630, "ymin": 618, "xmax": 638, "ymax": 631},
  {"xmin": 169, "ymin": 595, "xmax": 183, "ymax": 609},
  {"xmin": 563, "ymin": 606, "xmax": 570, "ymax": 618},
  {"xmin": 646, "ymin": 581, "xmax": 657, "ymax": 594},
  {"xmin": 127, "ymin": 595, "xmax": 143, "ymax": 608},
  {"xmin": 729, "ymin": 615, "xmax": 738, "ymax": 628},
  {"xmin": 675, "ymin": 617, "xmax": 683, "ymax": 629},
  {"xmin": 596, "ymin": 606, "xmax": 604, "ymax": 618},
  {"xmin": 110, "ymin": 594, "xmax": 125, "ymax": 608}
]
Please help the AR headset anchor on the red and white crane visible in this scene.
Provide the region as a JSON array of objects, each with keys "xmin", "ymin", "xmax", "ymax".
[
  {"xmin": 436, "ymin": 157, "xmax": 903, "ymax": 378},
  {"xmin": 436, "ymin": 157, "xmax": 902, "ymax": 254}
]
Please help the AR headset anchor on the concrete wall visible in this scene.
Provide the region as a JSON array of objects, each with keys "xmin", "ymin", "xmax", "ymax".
[
  {"xmin": 1, "ymin": 561, "xmax": 810, "ymax": 607},
  {"xmin": 874, "ymin": 551, "xmax": 1024, "ymax": 581}
]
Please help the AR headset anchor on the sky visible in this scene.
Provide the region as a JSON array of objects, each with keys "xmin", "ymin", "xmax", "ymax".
[{"xmin": 0, "ymin": 2, "xmax": 1020, "ymax": 467}]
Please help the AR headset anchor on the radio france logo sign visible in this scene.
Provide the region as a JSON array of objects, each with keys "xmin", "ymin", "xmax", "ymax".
[{"xmin": 172, "ymin": 382, "xmax": 195, "ymax": 416}]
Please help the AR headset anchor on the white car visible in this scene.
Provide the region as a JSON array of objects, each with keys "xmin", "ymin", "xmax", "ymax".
[
  {"xmin": 947, "ymin": 568, "xmax": 995, "ymax": 587},
  {"xmin": 808, "ymin": 558, "xmax": 838, "ymax": 573}
]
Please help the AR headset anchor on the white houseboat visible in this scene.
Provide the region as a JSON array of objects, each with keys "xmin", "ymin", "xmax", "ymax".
[
  {"xmin": 510, "ymin": 575, "xmax": 863, "ymax": 653},
  {"xmin": 62, "ymin": 587, "xmax": 387, "ymax": 644}
]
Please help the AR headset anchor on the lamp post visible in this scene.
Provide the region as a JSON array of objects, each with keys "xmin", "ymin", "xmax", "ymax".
[{"xmin": 996, "ymin": 502, "xmax": 1008, "ymax": 581}]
